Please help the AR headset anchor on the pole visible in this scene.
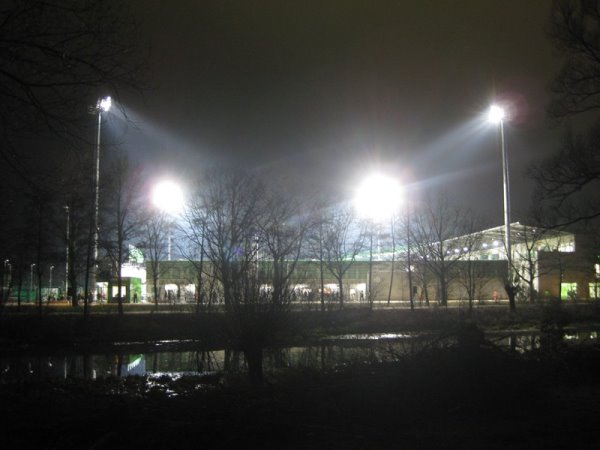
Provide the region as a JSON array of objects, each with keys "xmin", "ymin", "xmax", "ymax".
[
  {"xmin": 168, "ymin": 226, "xmax": 172, "ymax": 261},
  {"xmin": 368, "ymin": 225, "xmax": 373, "ymax": 307},
  {"xmin": 30, "ymin": 264, "xmax": 35, "ymax": 303},
  {"xmin": 49, "ymin": 265, "xmax": 54, "ymax": 299},
  {"xmin": 2, "ymin": 260, "xmax": 8, "ymax": 301},
  {"xmin": 500, "ymin": 120, "xmax": 514, "ymax": 310},
  {"xmin": 406, "ymin": 200, "xmax": 414, "ymax": 310},
  {"xmin": 6, "ymin": 263, "xmax": 10, "ymax": 302},
  {"xmin": 91, "ymin": 110, "xmax": 102, "ymax": 302},
  {"xmin": 65, "ymin": 205, "xmax": 70, "ymax": 298}
]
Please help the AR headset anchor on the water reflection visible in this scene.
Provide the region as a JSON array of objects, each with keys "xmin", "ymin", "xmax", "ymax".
[{"xmin": 1, "ymin": 330, "xmax": 597, "ymax": 382}]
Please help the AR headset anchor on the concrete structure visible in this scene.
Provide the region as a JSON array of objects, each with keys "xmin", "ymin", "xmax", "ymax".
[{"xmin": 142, "ymin": 223, "xmax": 598, "ymax": 305}]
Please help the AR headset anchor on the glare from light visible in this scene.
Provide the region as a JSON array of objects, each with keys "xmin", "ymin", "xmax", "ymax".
[
  {"xmin": 488, "ymin": 104, "xmax": 505, "ymax": 124},
  {"xmin": 152, "ymin": 181, "xmax": 184, "ymax": 215},
  {"xmin": 354, "ymin": 173, "xmax": 402, "ymax": 222},
  {"xmin": 99, "ymin": 96, "xmax": 112, "ymax": 112}
]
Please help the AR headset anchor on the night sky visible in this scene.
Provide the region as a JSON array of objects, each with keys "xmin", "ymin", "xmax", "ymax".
[{"xmin": 118, "ymin": 0, "xmax": 562, "ymax": 223}]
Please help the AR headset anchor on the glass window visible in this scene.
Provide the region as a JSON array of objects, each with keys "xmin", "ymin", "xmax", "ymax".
[{"xmin": 561, "ymin": 283, "xmax": 577, "ymax": 300}]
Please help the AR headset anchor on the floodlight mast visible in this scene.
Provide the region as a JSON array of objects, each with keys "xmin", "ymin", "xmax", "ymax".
[
  {"xmin": 64, "ymin": 205, "xmax": 69, "ymax": 298},
  {"xmin": 91, "ymin": 96, "xmax": 111, "ymax": 302},
  {"xmin": 488, "ymin": 104, "xmax": 514, "ymax": 310},
  {"xmin": 30, "ymin": 263, "xmax": 35, "ymax": 302}
]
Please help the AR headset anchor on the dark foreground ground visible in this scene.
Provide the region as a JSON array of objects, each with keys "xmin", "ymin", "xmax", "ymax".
[
  {"xmin": 2, "ymin": 302, "xmax": 600, "ymax": 347},
  {"xmin": 2, "ymin": 333, "xmax": 600, "ymax": 450}
]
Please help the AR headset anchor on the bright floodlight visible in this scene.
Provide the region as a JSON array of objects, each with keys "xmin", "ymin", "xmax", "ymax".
[
  {"xmin": 152, "ymin": 181, "xmax": 184, "ymax": 215},
  {"xmin": 488, "ymin": 104, "xmax": 505, "ymax": 124},
  {"xmin": 354, "ymin": 173, "xmax": 402, "ymax": 222},
  {"xmin": 99, "ymin": 96, "xmax": 112, "ymax": 112}
]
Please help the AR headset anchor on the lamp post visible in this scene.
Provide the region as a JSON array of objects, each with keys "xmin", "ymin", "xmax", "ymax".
[
  {"xmin": 49, "ymin": 265, "xmax": 55, "ymax": 300},
  {"xmin": 354, "ymin": 173, "xmax": 402, "ymax": 308},
  {"xmin": 64, "ymin": 205, "xmax": 70, "ymax": 298},
  {"xmin": 3, "ymin": 259, "xmax": 9, "ymax": 301},
  {"xmin": 30, "ymin": 263, "xmax": 35, "ymax": 303},
  {"xmin": 90, "ymin": 96, "xmax": 111, "ymax": 301},
  {"xmin": 488, "ymin": 104, "xmax": 515, "ymax": 310}
]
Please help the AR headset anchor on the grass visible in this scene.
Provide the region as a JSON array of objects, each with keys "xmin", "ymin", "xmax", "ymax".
[{"xmin": 1, "ymin": 302, "xmax": 600, "ymax": 348}]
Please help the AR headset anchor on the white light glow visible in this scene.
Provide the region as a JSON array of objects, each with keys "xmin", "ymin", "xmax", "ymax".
[
  {"xmin": 99, "ymin": 96, "xmax": 112, "ymax": 112},
  {"xmin": 354, "ymin": 173, "xmax": 402, "ymax": 222},
  {"xmin": 152, "ymin": 181, "xmax": 184, "ymax": 215},
  {"xmin": 488, "ymin": 104, "xmax": 505, "ymax": 124}
]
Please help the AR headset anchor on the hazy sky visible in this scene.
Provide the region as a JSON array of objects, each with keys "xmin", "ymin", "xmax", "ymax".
[{"xmin": 119, "ymin": 0, "xmax": 563, "ymax": 224}]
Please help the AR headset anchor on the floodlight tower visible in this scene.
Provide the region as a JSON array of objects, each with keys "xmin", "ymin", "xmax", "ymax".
[
  {"xmin": 49, "ymin": 265, "xmax": 55, "ymax": 300},
  {"xmin": 30, "ymin": 263, "xmax": 35, "ymax": 303},
  {"xmin": 90, "ymin": 96, "xmax": 111, "ymax": 301},
  {"xmin": 488, "ymin": 104, "xmax": 514, "ymax": 309},
  {"xmin": 3, "ymin": 259, "xmax": 9, "ymax": 300}
]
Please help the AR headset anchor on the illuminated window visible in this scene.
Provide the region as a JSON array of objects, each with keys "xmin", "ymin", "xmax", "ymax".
[{"xmin": 560, "ymin": 283, "xmax": 577, "ymax": 300}]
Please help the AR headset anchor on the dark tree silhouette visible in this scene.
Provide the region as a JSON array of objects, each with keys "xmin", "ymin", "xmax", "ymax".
[
  {"xmin": 320, "ymin": 206, "xmax": 366, "ymax": 309},
  {"xmin": 530, "ymin": 0, "xmax": 600, "ymax": 226},
  {"xmin": 410, "ymin": 193, "xmax": 480, "ymax": 307},
  {"xmin": 140, "ymin": 211, "xmax": 169, "ymax": 312},
  {"xmin": 0, "ymin": 1, "xmax": 145, "ymax": 143},
  {"xmin": 186, "ymin": 169, "xmax": 310, "ymax": 383},
  {"xmin": 101, "ymin": 156, "xmax": 144, "ymax": 315}
]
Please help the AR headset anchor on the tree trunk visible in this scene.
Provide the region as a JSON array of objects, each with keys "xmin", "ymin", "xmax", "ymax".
[
  {"xmin": 153, "ymin": 275, "xmax": 159, "ymax": 312},
  {"xmin": 244, "ymin": 345, "xmax": 263, "ymax": 385},
  {"xmin": 16, "ymin": 271, "xmax": 23, "ymax": 309},
  {"xmin": 319, "ymin": 224, "xmax": 325, "ymax": 312},
  {"xmin": 506, "ymin": 283, "xmax": 517, "ymax": 312},
  {"xmin": 440, "ymin": 274, "xmax": 448, "ymax": 307},
  {"xmin": 368, "ymin": 231, "xmax": 373, "ymax": 310}
]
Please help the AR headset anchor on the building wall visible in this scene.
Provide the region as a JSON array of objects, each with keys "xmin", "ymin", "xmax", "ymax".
[
  {"xmin": 538, "ymin": 251, "xmax": 596, "ymax": 300},
  {"xmin": 145, "ymin": 259, "xmax": 509, "ymax": 303}
]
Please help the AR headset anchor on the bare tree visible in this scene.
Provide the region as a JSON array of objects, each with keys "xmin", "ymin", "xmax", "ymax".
[
  {"xmin": 530, "ymin": 0, "xmax": 600, "ymax": 226},
  {"xmin": 140, "ymin": 211, "xmax": 169, "ymax": 311},
  {"xmin": 186, "ymin": 171, "xmax": 268, "ymax": 381},
  {"xmin": 257, "ymin": 180, "xmax": 311, "ymax": 310},
  {"xmin": 530, "ymin": 130, "xmax": 600, "ymax": 226},
  {"xmin": 0, "ymin": 1, "xmax": 145, "ymax": 146},
  {"xmin": 192, "ymin": 170, "xmax": 263, "ymax": 311},
  {"xmin": 410, "ymin": 193, "xmax": 475, "ymax": 307},
  {"xmin": 101, "ymin": 156, "xmax": 144, "ymax": 315},
  {"xmin": 56, "ymin": 154, "xmax": 97, "ymax": 307},
  {"xmin": 547, "ymin": 0, "xmax": 600, "ymax": 119},
  {"xmin": 387, "ymin": 215, "xmax": 398, "ymax": 306},
  {"xmin": 178, "ymin": 212, "xmax": 209, "ymax": 313},
  {"xmin": 394, "ymin": 204, "xmax": 417, "ymax": 308},
  {"xmin": 0, "ymin": 0, "xmax": 147, "ymax": 314},
  {"xmin": 453, "ymin": 227, "xmax": 487, "ymax": 312},
  {"xmin": 321, "ymin": 206, "xmax": 366, "ymax": 309},
  {"xmin": 306, "ymin": 201, "xmax": 335, "ymax": 312},
  {"xmin": 186, "ymin": 169, "xmax": 310, "ymax": 383}
]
